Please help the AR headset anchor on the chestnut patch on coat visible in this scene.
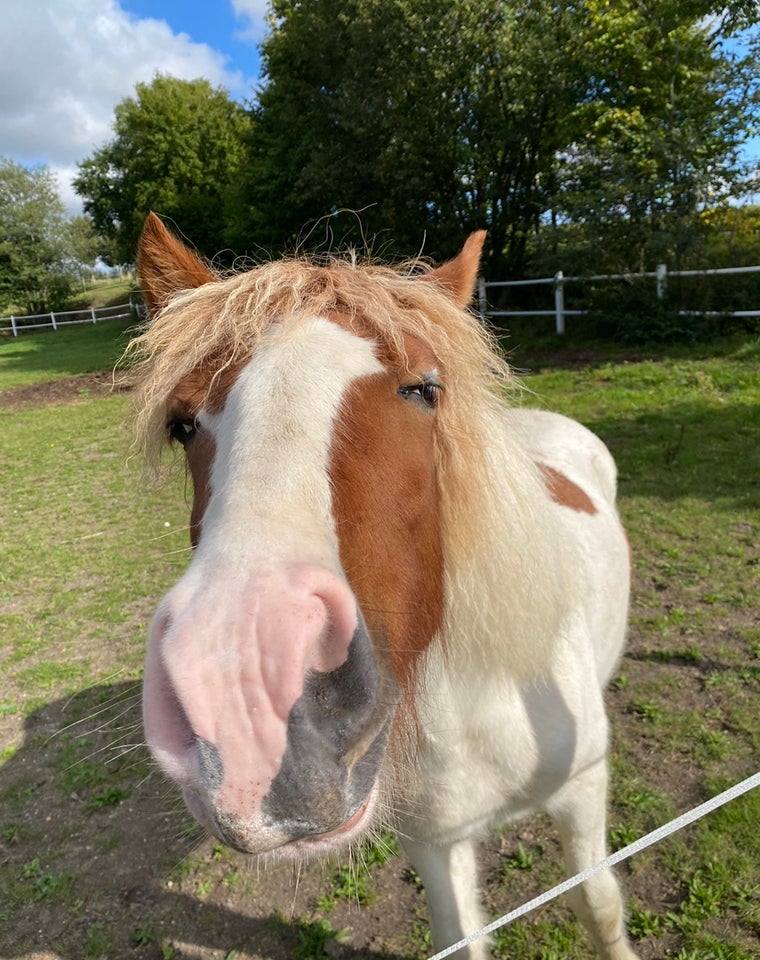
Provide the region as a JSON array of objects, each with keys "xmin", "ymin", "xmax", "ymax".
[
  {"xmin": 167, "ymin": 360, "xmax": 244, "ymax": 419},
  {"xmin": 185, "ymin": 430, "xmax": 215, "ymax": 547},
  {"xmin": 328, "ymin": 329, "xmax": 445, "ymax": 687},
  {"xmin": 165, "ymin": 362, "xmax": 243, "ymax": 547},
  {"xmin": 539, "ymin": 464, "xmax": 597, "ymax": 516}
]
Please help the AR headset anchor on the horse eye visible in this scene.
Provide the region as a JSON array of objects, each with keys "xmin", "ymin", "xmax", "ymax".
[
  {"xmin": 168, "ymin": 419, "xmax": 197, "ymax": 446},
  {"xmin": 421, "ymin": 382, "xmax": 441, "ymax": 407},
  {"xmin": 398, "ymin": 381, "xmax": 442, "ymax": 409}
]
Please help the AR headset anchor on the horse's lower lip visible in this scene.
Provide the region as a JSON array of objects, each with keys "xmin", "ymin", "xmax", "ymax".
[{"xmin": 300, "ymin": 799, "xmax": 371, "ymax": 844}]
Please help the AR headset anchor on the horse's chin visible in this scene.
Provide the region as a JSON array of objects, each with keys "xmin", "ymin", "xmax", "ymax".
[
  {"xmin": 263, "ymin": 792, "xmax": 377, "ymax": 862},
  {"xmin": 183, "ymin": 785, "xmax": 378, "ymax": 861}
]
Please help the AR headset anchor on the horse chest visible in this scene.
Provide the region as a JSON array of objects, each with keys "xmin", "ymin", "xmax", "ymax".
[{"xmin": 400, "ymin": 652, "xmax": 607, "ymax": 840}]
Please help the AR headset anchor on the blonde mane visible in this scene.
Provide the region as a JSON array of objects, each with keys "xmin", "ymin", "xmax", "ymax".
[
  {"xmin": 127, "ymin": 254, "xmax": 513, "ymax": 457},
  {"xmin": 127, "ymin": 254, "xmax": 562, "ymax": 676}
]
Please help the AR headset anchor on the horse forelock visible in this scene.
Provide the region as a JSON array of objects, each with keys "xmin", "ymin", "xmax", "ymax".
[{"xmin": 128, "ymin": 257, "xmax": 507, "ymax": 441}]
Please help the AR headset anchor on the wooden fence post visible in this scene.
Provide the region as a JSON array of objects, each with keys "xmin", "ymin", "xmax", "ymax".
[
  {"xmin": 11, "ymin": 315, "xmax": 17, "ymax": 337},
  {"xmin": 91, "ymin": 306, "xmax": 97, "ymax": 324},
  {"xmin": 50, "ymin": 311, "xmax": 57, "ymax": 330}
]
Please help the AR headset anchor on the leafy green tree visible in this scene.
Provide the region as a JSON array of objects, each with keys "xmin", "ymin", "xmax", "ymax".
[
  {"xmin": 61, "ymin": 216, "xmax": 106, "ymax": 285},
  {"xmin": 0, "ymin": 158, "xmax": 73, "ymax": 313},
  {"xmin": 231, "ymin": 0, "xmax": 586, "ymax": 273},
  {"xmin": 536, "ymin": 0, "xmax": 760, "ymax": 274},
  {"xmin": 700, "ymin": 203, "xmax": 760, "ymax": 266},
  {"xmin": 74, "ymin": 75, "xmax": 251, "ymax": 265},
  {"xmin": 233, "ymin": 0, "xmax": 759, "ymax": 278}
]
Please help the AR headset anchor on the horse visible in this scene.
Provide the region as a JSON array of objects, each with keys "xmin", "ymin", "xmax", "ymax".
[{"xmin": 130, "ymin": 212, "xmax": 638, "ymax": 960}]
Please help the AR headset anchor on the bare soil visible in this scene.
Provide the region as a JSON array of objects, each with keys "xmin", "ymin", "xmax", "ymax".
[{"xmin": 0, "ymin": 372, "xmax": 126, "ymax": 411}]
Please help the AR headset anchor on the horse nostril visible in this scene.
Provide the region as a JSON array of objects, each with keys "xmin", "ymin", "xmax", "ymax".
[{"xmin": 197, "ymin": 737, "xmax": 224, "ymax": 791}]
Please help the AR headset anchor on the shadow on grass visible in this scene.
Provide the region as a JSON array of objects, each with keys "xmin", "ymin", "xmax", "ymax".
[
  {"xmin": 502, "ymin": 328, "xmax": 760, "ymax": 373},
  {"xmin": 588, "ymin": 400, "xmax": 759, "ymax": 512},
  {"xmin": 0, "ymin": 684, "xmax": 409, "ymax": 960}
]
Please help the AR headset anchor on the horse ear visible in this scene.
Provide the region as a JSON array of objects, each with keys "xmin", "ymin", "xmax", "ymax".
[
  {"xmin": 426, "ymin": 231, "xmax": 487, "ymax": 308},
  {"xmin": 137, "ymin": 212, "xmax": 216, "ymax": 314}
]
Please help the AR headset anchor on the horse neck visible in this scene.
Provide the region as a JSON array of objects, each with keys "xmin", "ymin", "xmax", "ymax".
[{"xmin": 437, "ymin": 401, "xmax": 568, "ymax": 682}]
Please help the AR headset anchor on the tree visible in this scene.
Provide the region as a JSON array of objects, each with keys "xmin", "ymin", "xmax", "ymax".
[
  {"xmin": 231, "ymin": 0, "xmax": 585, "ymax": 273},
  {"xmin": 232, "ymin": 0, "xmax": 759, "ymax": 277},
  {"xmin": 0, "ymin": 158, "xmax": 73, "ymax": 313},
  {"xmin": 535, "ymin": 0, "xmax": 760, "ymax": 274},
  {"xmin": 61, "ymin": 216, "xmax": 107, "ymax": 287},
  {"xmin": 74, "ymin": 76, "xmax": 251, "ymax": 265}
]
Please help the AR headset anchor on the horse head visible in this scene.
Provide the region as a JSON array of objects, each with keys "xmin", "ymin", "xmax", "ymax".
[{"xmin": 134, "ymin": 214, "xmax": 485, "ymax": 857}]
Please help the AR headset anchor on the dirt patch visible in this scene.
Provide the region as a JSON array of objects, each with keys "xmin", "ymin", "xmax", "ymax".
[
  {"xmin": 0, "ymin": 372, "xmax": 130, "ymax": 411},
  {"xmin": 0, "ymin": 351, "xmax": 630, "ymax": 411}
]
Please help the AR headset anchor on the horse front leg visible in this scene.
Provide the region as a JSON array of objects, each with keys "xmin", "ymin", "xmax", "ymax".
[
  {"xmin": 546, "ymin": 760, "xmax": 640, "ymax": 960},
  {"xmin": 400, "ymin": 834, "xmax": 490, "ymax": 960}
]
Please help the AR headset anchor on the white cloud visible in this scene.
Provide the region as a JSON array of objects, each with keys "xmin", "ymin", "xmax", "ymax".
[
  {"xmin": 0, "ymin": 0, "xmax": 246, "ymax": 211},
  {"xmin": 52, "ymin": 164, "xmax": 89, "ymax": 216},
  {"xmin": 231, "ymin": 0, "xmax": 272, "ymax": 42}
]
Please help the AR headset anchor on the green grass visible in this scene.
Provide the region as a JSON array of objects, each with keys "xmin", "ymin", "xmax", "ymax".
[
  {"xmin": 0, "ymin": 316, "xmax": 137, "ymax": 388},
  {"xmin": 0, "ymin": 395, "xmax": 188, "ymax": 720},
  {"xmin": 291, "ymin": 917, "xmax": 350, "ymax": 959},
  {"xmin": 1, "ymin": 276, "xmax": 135, "ymax": 319},
  {"xmin": 510, "ymin": 338, "xmax": 759, "ymax": 960},
  {"xmin": 0, "ymin": 325, "xmax": 758, "ymax": 959},
  {"xmin": 68, "ymin": 276, "xmax": 136, "ymax": 311}
]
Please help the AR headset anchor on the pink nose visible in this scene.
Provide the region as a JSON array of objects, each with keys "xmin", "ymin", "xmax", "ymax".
[
  {"xmin": 144, "ymin": 564, "xmax": 360, "ymax": 780},
  {"xmin": 141, "ymin": 563, "xmax": 394, "ymax": 851}
]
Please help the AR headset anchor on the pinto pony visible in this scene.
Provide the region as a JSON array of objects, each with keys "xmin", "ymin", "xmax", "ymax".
[{"xmin": 132, "ymin": 213, "xmax": 638, "ymax": 960}]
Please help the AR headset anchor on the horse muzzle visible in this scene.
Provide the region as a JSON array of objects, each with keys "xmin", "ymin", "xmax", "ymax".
[
  {"xmin": 142, "ymin": 562, "xmax": 398, "ymax": 855},
  {"xmin": 182, "ymin": 741, "xmax": 384, "ymax": 857}
]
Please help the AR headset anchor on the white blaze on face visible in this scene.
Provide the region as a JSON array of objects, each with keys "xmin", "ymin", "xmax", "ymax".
[
  {"xmin": 143, "ymin": 316, "xmax": 386, "ymax": 849},
  {"xmin": 199, "ymin": 316, "xmax": 384, "ymax": 567}
]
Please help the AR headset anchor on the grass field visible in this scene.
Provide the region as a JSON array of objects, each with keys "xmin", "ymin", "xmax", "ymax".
[
  {"xmin": 68, "ymin": 277, "xmax": 136, "ymax": 311},
  {"xmin": 0, "ymin": 323, "xmax": 758, "ymax": 960},
  {"xmin": 0, "ymin": 317, "xmax": 136, "ymax": 389}
]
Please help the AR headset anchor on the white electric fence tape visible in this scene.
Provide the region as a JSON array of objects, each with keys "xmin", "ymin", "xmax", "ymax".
[{"xmin": 427, "ymin": 771, "xmax": 760, "ymax": 960}]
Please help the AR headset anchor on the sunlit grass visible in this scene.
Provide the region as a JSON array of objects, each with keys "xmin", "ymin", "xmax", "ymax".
[
  {"xmin": 1, "ymin": 395, "xmax": 187, "ymax": 715},
  {"xmin": 0, "ymin": 317, "xmax": 137, "ymax": 389}
]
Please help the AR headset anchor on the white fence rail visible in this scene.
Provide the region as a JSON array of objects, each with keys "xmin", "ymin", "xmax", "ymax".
[
  {"xmin": 0, "ymin": 300, "xmax": 142, "ymax": 337},
  {"xmin": 477, "ymin": 262, "xmax": 760, "ymax": 334},
  {"xmin": 428, "ymin": 771, "xmax": 760, "ymax": 960}
]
